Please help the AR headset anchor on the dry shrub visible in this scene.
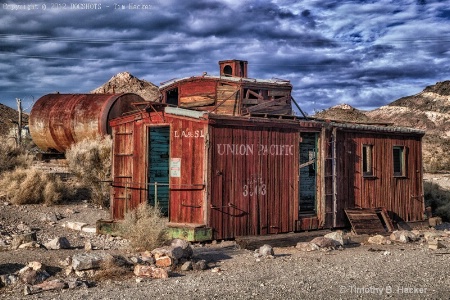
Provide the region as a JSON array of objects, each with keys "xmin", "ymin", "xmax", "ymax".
[
  {"xmin": 0, "ymin": 136, "xmax": 33, "ymax": 174},
  {"xmin": 93, "ymin": 256, "xmax": 133, "ymax": 281},
  {"xmin": 424, "ymin": 181, "xmax": 450, "ymax": 221},
  {"xmin": 119, "ymin": 203, "xmax": 168, "ymax": 251},
  {"xmin": 65, "ymin": 136, "xmax": 112, "ymax": 207},
  {"xmin": 0, "ymin": 168, "xmax": 66, "ymax": 205}
]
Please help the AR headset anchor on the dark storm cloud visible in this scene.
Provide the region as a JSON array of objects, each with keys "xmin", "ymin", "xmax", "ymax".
[{"xmin": 0, "ymin": 0, "xmax": 449, "ymax": 114}]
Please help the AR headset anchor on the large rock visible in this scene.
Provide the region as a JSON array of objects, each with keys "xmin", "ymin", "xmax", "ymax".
[
  {"xmin": 72, "ymin": 253, "xmax": 113, "ymax": 271},
  {"xmin": 258, "ymin": 244, "xmax": 274, "ymax": 257},
  {"xmin": 295, "ymin": 242, "xmax": 320, "ymax": 252},
  {"xmin": 389, "ymin": 230, "xmax": 419, "ymax": 243},
  {"xmin": 45, "ymin": 237, "xmax": 71, "ymax": 250},
  {"xmin": 324, "ymin": 231, "xmax": 346, "ymax": 246},
  {"xmin": 18, "ymin": 262, "xmax": 50, "ymax": 285},
  {"xmin": 134, "ymin": 265, "xmax": 169, "ymax": 279},
  {"xmin": 170, "ymin": 239, "xmax": 193, "ymax": 259}
]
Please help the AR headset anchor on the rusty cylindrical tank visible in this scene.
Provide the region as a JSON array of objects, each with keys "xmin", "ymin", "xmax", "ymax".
[{"xmin": 29, "ymin": 93, "xmax": 144, "ymax": 152}]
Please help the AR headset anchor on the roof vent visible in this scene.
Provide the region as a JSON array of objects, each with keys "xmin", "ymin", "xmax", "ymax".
[{"xmin": 219, "ymin": 60, "xmax": 248, "ymax": 78}]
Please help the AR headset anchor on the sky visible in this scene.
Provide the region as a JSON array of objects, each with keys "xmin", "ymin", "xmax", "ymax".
[{"xmin": 0, "ymin": 0, "xmax": 449, "ymax": 115}]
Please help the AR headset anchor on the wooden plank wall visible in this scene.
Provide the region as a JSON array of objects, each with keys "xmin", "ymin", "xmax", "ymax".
[
  {"xmin": 209, "ymin": 125, "xmax": 300, "ymax": 240},
  {"xmin": 168, "ymin": 117, "xmax": 208, "ymax": 225},
  {"xmin": 334, "ymin": 130, "xmax": 424, "ymax": 227},
  {"xmin": 179, "ymin": 80, "xmax": 216, "ymax": 108}
]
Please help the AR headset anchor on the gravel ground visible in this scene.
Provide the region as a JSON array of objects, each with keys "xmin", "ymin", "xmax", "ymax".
[{"xmin": 1, "ymin": 171, "xmax": 450, "ymax": 299}]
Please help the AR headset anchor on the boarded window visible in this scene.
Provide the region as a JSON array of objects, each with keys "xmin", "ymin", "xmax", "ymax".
[
  {"xmin": 393, "ymin": 146, "xmax": 405, "ymax": 176},
  {"xmin": 362, "ymin": 144, "xmax": 373, "ymax": 176}
]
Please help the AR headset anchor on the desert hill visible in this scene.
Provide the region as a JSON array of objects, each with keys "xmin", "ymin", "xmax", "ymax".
[
  {"xmin": 0, "ymin": 103, "xmax": 29, "ymax": 137},
  {"xmin": 91, "ymin": 71, "xmax": 160, "ymax": 101}
]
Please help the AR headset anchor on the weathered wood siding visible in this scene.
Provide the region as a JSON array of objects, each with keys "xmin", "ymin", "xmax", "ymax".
[
  {"xmin": 332, "ymin": 130, "xmax": 424, "ymax": 227},
  {"xmin": 208, "ymin": 123, "xmax": 301, "ymax": 239},
  {"xmin": 179, "ymin": 80, "xmax": 217, "ymax": 109},
  {"xmin": 110, "ymin": 111, "xmax": 208, "ymax": 224}
]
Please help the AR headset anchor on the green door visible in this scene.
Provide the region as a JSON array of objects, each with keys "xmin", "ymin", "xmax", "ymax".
[{"xmin": 148, "ymin": 127, "xmax": 170, "ymax": 215}]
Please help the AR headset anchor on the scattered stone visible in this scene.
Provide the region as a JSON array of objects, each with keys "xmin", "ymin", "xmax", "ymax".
[
  {"xmin": 84, "ymin": 241, "xmax": 93, "ymax": 251},
  {"xmin": 40, "ymin": 212, "xmax": 59, "ymax": 223},
  {"xmin": 65, "ymin": 208, "xmax": 77, "ymax": 215},
  {"xmin": 428, "ymin": 240, "xmax": 446, "ymax": 250},
  {"xmin": 59, "ymin": 257, "xmax": 72, "ymax": 267},
  {"xmin": 17, "ymin": 223, "xmax": 32, "ymax": 232},
  {"xmin": 367, "ymin": 235, "xmax": 389, "ymax": 245},
  {"xmin": 310, "ymin": 237, "xmax": 340, "ymax": 249},
  {"xmin": 81, "ymin": 226, "xmax": 97, "ymax": 234},
  {"xmin": 44, "ymin": 237, "xmax": 71, "ymax": 250},
  {"xmin": 64, "ymin": 221, "xmax": 87, "ymax": 231},
  {"xmin": 130, "ymin": 256, "xmax": 143, "ymax": 264},
  {"xmin": 67, "ymin": 278, "xmax": 90, "ymax": 289},
  {"xmin": 429, "ymin": 217, "xmax": 443, "ymax": 227},
  {"xmin": 389, "ymin": 230, "xmax": 418, "ymax": 243},
  {"xmin": 18, "ymin": 241, "xmax": 43, "ymax": 249},
  {"xmin": 258, "ymin": 244, "xmax": 274, "ymax": 257},
  {"xmin": 423, "ymin": 231, "xmax": 442, "ymax": 241},
  {"xmin": 295, "ymin": 242, "xmax": 320, "ymax": 252},
  {"xmin": 75, "ymin": 269, "xmax": 96, "ymax": 278},
  {"xmin": 0, "ymin": 274, "xmax": 19, "ymax": 286},
  {"xmin": 155, "ymin": 255, "xmax": 173, "ymax": 268},
  {"xmin": 193, "ymin": 260, "xmax": 208, "ymax": 271},
  {"xmin": 383, "ymin": 251, "xmax": 391, "ymax": 256},
  {"xmin": 181, "ymin": 261, "xmax": 193, "ymax": 271},
  {"xmin": 211, "ymin": 267, "xmax": 222, "ymax": 273},
  {"xmin": 134, "ymin": 265, "xmax": 169, "ymax": 279},
  {"xmin": 11, "ymin": 232, "xmax": 37, "ymax": 249},
  {"xmin": 24, "ymin": 279, "xmax": 68, "ymax": 295},
  {"xmin": 324, "ymin": 231, "xmax": 346, "ymax": 246}
]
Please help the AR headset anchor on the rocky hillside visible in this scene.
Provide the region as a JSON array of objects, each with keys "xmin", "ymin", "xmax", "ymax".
[
  {"xmin": 0, "ymin": 103, "xmax": 29, "ymax": 137},
  {"xmin": 91, "ymin": 71, "xmax": 160, "ymax": 101},
  {"xmin": 314, "ymin": 81, "xmax": 450, "ymax": 172}
]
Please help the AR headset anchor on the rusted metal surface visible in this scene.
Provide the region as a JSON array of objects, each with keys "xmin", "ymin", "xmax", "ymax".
[
  {"xmin": 29, "ymin": 93, "xmax": 143, "ymax": 152},
  {"xmin": 109, "ymin": 106, "xmax": 425, "ymax": 240}
]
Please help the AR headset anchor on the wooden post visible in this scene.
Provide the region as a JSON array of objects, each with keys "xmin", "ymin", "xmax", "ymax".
[{"xmin": 16, "ymin": 98, "xmax": 22, "ymax": 146}]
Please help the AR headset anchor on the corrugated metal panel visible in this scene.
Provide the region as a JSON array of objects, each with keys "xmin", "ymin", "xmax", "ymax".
[{"xmin": 30, "ymin": 93, "xmax": 143, "ymax": 152}]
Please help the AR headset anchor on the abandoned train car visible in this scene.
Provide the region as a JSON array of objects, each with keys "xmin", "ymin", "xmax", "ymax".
[
  {"xmin": 109, "ymin": 104, "xmax": 425, "ymax": 241},
  {"xmin": 158, "ymin": 60, "xmax": 294, "ymax": 116}
]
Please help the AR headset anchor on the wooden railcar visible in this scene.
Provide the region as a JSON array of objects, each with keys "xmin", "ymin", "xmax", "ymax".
[{"xmin": 109, "ymin": 105, "xmax": 425, "ymax": 241}]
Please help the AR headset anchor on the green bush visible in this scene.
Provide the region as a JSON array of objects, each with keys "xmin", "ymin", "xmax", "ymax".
[{"xmin": 65, "ymin": 136, "xmax": 112, "ymax": 207}]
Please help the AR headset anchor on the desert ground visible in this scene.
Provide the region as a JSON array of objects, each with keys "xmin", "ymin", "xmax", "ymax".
[{"xmin": 1, "ymin": 167, "xmax": 450, "ymax": 299}]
